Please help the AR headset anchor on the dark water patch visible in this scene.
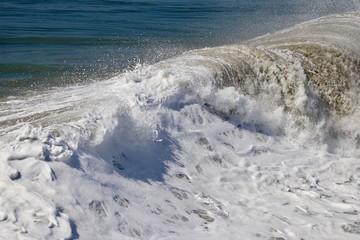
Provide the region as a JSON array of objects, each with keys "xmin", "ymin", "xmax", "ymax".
[
  {"xmin": 0, "ymin": 63, "xmax": 61, "ymax": 74},
  {"xmin": 0, "ymin": 36, "xmax": 143, "ymax": 46},
  {"xmin": 342, "ymin": 221, "xmax": 360, "ymax": 234}
]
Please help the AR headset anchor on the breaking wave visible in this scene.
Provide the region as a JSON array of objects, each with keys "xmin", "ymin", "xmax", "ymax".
[
  {"xmin": 3, "ymin": 13, "xmax": 360, "ymax": 152},
  {"xmin": 1, "ymin": 12, "xmax": 360, "ymax": 239}
]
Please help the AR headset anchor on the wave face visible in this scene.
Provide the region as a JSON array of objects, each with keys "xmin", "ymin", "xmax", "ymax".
[{"xmin": 1, "ymin": 13, "xmax": 360, "ymax": 239}]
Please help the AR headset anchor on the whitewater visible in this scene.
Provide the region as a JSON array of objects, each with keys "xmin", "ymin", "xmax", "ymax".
[{"xmin": 1, "ymin": 12, "xmax": 360, "ymax": 239}]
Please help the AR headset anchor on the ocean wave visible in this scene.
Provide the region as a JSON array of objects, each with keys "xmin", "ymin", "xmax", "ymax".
[
  {"xmin": 1, "ymin": 13, "xmax": 360, "ymax": 239},
  {"xmin": 2, "ymin": 13, "xmax": 360, "ymax": 161}
]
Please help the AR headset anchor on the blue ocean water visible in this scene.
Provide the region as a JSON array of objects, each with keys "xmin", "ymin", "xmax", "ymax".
[{"xmin": 0, "ymin": 0, "xmax": 359, "ymax": 97}]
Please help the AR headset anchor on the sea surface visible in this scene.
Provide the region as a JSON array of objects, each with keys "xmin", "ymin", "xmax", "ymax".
[
  {"xmin": 1, "ymin": 0, "xmax": 359, "ymax": 97},
  {"xmin": 1, "ymin": 1, "xmax": 360, "ymax": 240}
]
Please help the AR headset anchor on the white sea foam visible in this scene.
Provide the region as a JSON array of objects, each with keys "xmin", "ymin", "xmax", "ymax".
[{"xmin": 1, "ymin": 13, "xmax": 360, "ymax": 239}]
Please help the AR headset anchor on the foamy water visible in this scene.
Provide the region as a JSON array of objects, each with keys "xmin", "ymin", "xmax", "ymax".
[{"xmin": 1, "ymin": 13, "xmax": 360, "ymax": 240}]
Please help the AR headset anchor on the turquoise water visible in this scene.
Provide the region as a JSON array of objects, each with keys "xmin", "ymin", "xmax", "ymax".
[{"xmin": 1, "ymin": 0, "xmax": 359, "ymax": 97}]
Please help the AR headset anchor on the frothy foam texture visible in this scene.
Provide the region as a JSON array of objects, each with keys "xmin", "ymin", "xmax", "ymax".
[{"xmin": 1, "ymin": 13, "xmax": 360, "ymax": 239}]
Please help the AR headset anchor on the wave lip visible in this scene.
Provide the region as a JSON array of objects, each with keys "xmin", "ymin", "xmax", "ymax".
[{"xmin": 180, "ymin": 13, "xmax": 360, "ymax": 116}]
